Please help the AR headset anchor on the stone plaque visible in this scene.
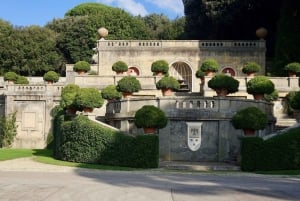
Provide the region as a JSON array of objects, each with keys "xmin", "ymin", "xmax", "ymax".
[{"xmin": 186, "ymin": 122, "xmax": 203, "ymax": 151}]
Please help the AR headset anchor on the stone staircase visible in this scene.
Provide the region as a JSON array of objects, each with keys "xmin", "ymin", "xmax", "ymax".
[{"xmin": 275, "ymin": 117, "xmax": 297, "ymax": 132}]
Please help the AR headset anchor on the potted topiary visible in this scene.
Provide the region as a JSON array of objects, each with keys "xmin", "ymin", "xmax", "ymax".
[
  {"xmin": 231, "ymin": 106, "xmax": 268, "ymax": 136},
  {"xmin": 73, "ymin": 61, "xmax": 91, "ymax": 75},
  {"xmin": 290, "ymin": 90, "xmax": 300, "ymax": 122},
  {"xmin": 4, "ymin": 72, "xmax": 18, "ymax": 84},
  {"xmin": 207, "ymin": 74, "xmax": 239, "ymax": 97},
  {"xmin": 242, "ymin": 62, "xmax": 261, "ymax": 77},
  {"xmin": 112, "ymin": 61, "xmax": 128, "ymax": 75},
  {"xmin": 101, "ymin": 85, "xmax": 122, "ymax": 101},
  {"xmin": 60, "ymin": 84, "xmax": 81, "ymax": 114},
  {"xmin": 151, "ymin": 60, "xmax": 169, "ymax": 76},
  {"xmin": 43, "ymin": 71, "xmax": 60, "ymax": 84},
  {"xmin": 134, "ymin": 105, "xmax": 168, "ymax": 134},
  {"xmin": 246, "ymin": 76, "xmax": 275, "ymax": 100},
  {"xmin": 156, "ymin": 76, "xmax": 180, "ymax": 96},
  {"xmin": 284, "ymin": 62, "xmax": 300, "ymax": 77},
  {"xmin": 116, "ymin": 76, "xmax": 141, "ymax": 98},
  {"xmin": 195, "ymin": 69, "xmax": 206, "ymax": 83},
  {"xmin": 74, "ymin": 87, "xmax": 104, "ymax": 113},
  {"xmin": 15, "ymin": 75, "xmax": 29, "ymax": 85},
  {"xmin": 200, "ymin": 58, "xmax": 219, "ymax": 76}
]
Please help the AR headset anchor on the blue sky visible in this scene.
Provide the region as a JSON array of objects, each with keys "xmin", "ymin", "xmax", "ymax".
[{"xmin": 0, "ymin": 0, "xmax": 184, "ymax": 27}]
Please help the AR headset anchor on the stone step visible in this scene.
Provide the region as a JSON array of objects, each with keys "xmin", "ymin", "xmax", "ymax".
[{"xmin": 159, "ymin": 161, "xmax": 240, "ymax": 171}]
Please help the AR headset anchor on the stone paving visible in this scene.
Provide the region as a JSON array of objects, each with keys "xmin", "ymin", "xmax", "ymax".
[{"xmin": 0, "ymin": 158, "xmax": 300, "ymax": 201}]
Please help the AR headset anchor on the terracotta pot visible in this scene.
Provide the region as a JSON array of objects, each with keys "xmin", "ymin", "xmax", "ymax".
[
  {"xmin": 243, "ymin": 129, "xmax": 256, "ymax": 136},
  {"xmin": 246, "ymin": 72, "xmax": 255, "ymax": 77},
  {"xmin": 155, "ymin": 71, "xmax": 164, "ymax": 76},
  {"xmin": 122, "ymin": 92, "xmax": 133, "ymax": 98},
  {"xmin": 288, "ymin": 71, "xmax": 297, "ymax": 77},
  {"xmin": 205, "ymin": 71, "xmax": 214, "ymax": 76},
  {"xmin": 116, "ymin": 71, "xmax": 123, "ymax": 75},
  {"xmin": 253, "ymin": 93, "xmax": 264, "ymax": 100},
  {"xmin": 76, "ymin": 70, "xmax": 86, "ymax": 75},
  {"xmin": 143, "ymin": 127, "xmax": 156, "ymax": 134},
  {"xmin": 66, "ymin": 107, "xmax": 77, "ymax": 115},
  {"xmin": 215, "ymin": 88, "xmax": 228, "ymax": 97},
  {"xmin": 47, "ymin": 81, "xmax": 54, "ymax": 84},
  {"xmin": 162, "ymin": 88, "xmax": 173, "ymax": 96},
  {"xmin": 83, "ymin": 107, "xmax": 93, "ymax": 113}
]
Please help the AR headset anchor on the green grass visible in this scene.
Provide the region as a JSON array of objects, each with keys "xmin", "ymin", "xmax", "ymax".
[
  {"xmin": 0, "ymin": 149, "xmax": 137, "ymax": 171},
  {"xmin": 0, "ymin": 149, "xmax": 35, "ymax": 161}
]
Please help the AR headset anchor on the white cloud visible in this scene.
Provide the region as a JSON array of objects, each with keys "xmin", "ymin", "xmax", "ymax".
[
  {"xmin": 145, "ymin": 0, "xmax": 184, "ymax": 16},
  {"xmin": 97, "ymin": 0, "xmax": 148, "ymax": 16}
]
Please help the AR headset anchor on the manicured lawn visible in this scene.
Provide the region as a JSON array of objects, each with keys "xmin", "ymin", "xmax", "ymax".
[
  {"xmin": 0, "ymin": 149, "xmax": 136, "ymax": 171},
  {"xmin": 0, "ymin": 149, "xmax": 35, "ymax": 161}
]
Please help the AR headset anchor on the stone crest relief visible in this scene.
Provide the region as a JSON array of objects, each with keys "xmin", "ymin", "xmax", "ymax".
[{"xmin": 186, "ymin": 122, "xmax": 203, "ymax": 151}]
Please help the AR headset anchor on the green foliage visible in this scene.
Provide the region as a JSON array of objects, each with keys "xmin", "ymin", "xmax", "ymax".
[
  {"xmin": 43, "ymin": 71, "xmax": 60, "ymax": 82},
  {"xmin": 116, "ymin": 76, "xmax": 141, "ymax": 93},
  {"xmin": 241, "ymin": 137, "xmax": 264, "ymax": 171},
  {"xmin": 151, "ymin": 60, "xmax": 169, "ymax": 74},
  {"xmin": 284, "ymin": 62, "xmax": 300, "ymax": 73},
  {"xmin": 101, "ymin": 85, "xmax": 122, "ymax": 101},
  {"xmin": 15, "ymin": 75, "xmax": 29, "ymax": 84},
  {"xmin": 264, "ymin": 89, "xmax": 279, "ymax": 102},
  {"xmin": 134, "ymin": 105, "xmax": 168, "ymax": 129},
  {"xmin": 195, "ymin": 69, "xmax": 205, "ymax": 78},
  {"xmin": 231, "ymin": 107, "xmax": 268, "ymax": 131},
  {"xmin": 112, "ymin": 61, "xmax": 128, "ymax": 72},
  {"xmin": 74, "ymin": 88, "xmax": 104, "ymax": 109},
  {"xmin": 290, "ymin": 91, "xmax": 300, "ymax": 110},
  {"xmin": 3, "ymin": 72, "xmax": 18, "ymax": 81},
  {"xmin": 200, "ymin": 59, "xmax": 219, "ymax": 72},
  {"xmin": 241, "ymin": 128, "xmax": 300, "ymax": 171},
  {"xmin": 156, "ymin": 76, "xmax": 180, "ymax": 90},
  {"xmin": 55, "ymin": 115, "xmax": 159, "ymax": 168},
  {"xmin": 207, "ymin": 74, "xmax": 239, "ymax": 94},
  {"xmin": 0, "ymin": 26, "xmax": 64, "ymax": 76},
  {"xmin": 60, "ymin": 84, "xmax": 80, "ymax": 109},
  {"xmin": 73, "ymin": 61, "xmax": 91, "ymax": 72},
  {"xmin": 0, "ymin": 113, "xmax": 18, "ymax": 148},
  {"xmin": 242, "ymin": 62, "xmax": 261, "ymax": 74},
  {"xmin": 286, "ymin": 91, "xmax": 297, "ymax": 116},
  {"xmin": 246, "ymin": 76, "xmax": 275, "ymax": 95}
]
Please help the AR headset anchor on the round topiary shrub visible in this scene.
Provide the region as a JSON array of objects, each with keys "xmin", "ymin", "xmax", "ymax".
[
  {"xmin": 242, "ymin": 62, "xmax": 261, "ymax": 75},
  {"xmin": 74, "ymin": 88, "xmax": 104, "ymax": 110},
  {"xmin": 232, "ymin": 106, "xmax": 268, "ymax": 135},
  {"xmin": 101, "ymin": 85, "xmax": 122, "ymax": 101},
  {"xmin": 207, "ymin": 74, "xmax": 239, "ymax": 96},
  {"xmin": 195, "ymin": 69, "xmax": 206, "ymax": 79},
  {"xmin": 284, "ymin": 62, "xmax": 300, "ymax": 76},
  {"xmin": 290, "ymin": 91, "xmax": 300, "ymax": 110},
  {"xmin": 200, "ymin": 58, "xmax": 219, "ymax": 75},
  {"xmin": 116, "ymin": 76, "xmax": 141, "ymax": 93},
  {"xmin": 246, "ymin": 76, "xmax": 275, "ymax": 98},
  {"xmin": 4, "ymin": 72, "xmax": 18, "ymax": 82},
  {"xmin": 112, "ymin": 61, "xmax": 128, "ymax": 73},
  {"xmin": 156, "ymin": 76, "xmax": 180, "ymax": 90},
  {"xmin": 134, "ymin": 105, "xmax": 168, "ymax": 133},
  {"xmin": 60, "ymin": 84, "xmax": 81, "ymax": 109},
  {"xmin": 43, "ymin": 71, "xmax": 60, "ymax": 83},
  {"xmin": 151, "ymin": 60, "xmax": 169, "ymax": 75},
  {"xmin": 15, "ymin": 76, "xmax": 29, "ymax": 84},
  {"xmin": 73, "ymin": 61, "xmax": 91, "ymax": 73}
]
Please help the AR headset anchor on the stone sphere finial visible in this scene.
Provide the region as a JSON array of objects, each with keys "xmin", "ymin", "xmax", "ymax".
[
  {"xmin": 256, "ymin": 27, "xmax": 268, "ymax": 40},
  {"xmin": 97, "ymin": 27, "xmax": 108, "ymax": 40}
]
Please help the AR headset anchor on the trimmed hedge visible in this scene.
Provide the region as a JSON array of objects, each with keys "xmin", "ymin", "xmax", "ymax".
[
  {"xmin": 54, "ymin": 115, "xmax": 159, "ymax": 168},
  {"xmin": 241, "ymin": 128, "xmax": 300, "ymax": 171}
]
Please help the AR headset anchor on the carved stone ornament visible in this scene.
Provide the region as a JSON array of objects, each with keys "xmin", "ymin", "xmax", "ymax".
[{"xmin": 186, "ymin": 122, "xmax": 203, "ymax": 151}]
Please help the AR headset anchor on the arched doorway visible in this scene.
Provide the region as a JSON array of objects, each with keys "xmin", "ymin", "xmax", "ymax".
[
  {"xmin": 169, "ymin": 62, "xmax": 193, "ymax": 92},
  {"xmin": 127, "ymin": 67, "xmax": 140, "ymax": 76},
  {"xmin": 221, "ymin": 67, "xmax": 236, "ymax": 76}
]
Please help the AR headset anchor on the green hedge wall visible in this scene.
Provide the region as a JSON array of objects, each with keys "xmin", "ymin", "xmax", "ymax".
[
  {"xmin": 241, "ymin": 128, "xmax": 300, "ymax": 171},
  {"xmin": 54, "ymin": 115, "xmax": 159, "ymax": 168}
]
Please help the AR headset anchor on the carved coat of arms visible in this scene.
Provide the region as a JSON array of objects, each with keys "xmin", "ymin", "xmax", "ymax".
[{"xmin": 186, "ymin": 122, "xmax": 203, "ymax": 151}]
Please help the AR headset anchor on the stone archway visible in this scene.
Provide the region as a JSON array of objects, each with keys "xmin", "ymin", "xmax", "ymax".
[
  {"xmin": 127, "ymin": 67, "xmax": 140, "ymax": 76},
  {"xmin": 169, "ymin": 62, "xmax": 193, "ymax": 92}
]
